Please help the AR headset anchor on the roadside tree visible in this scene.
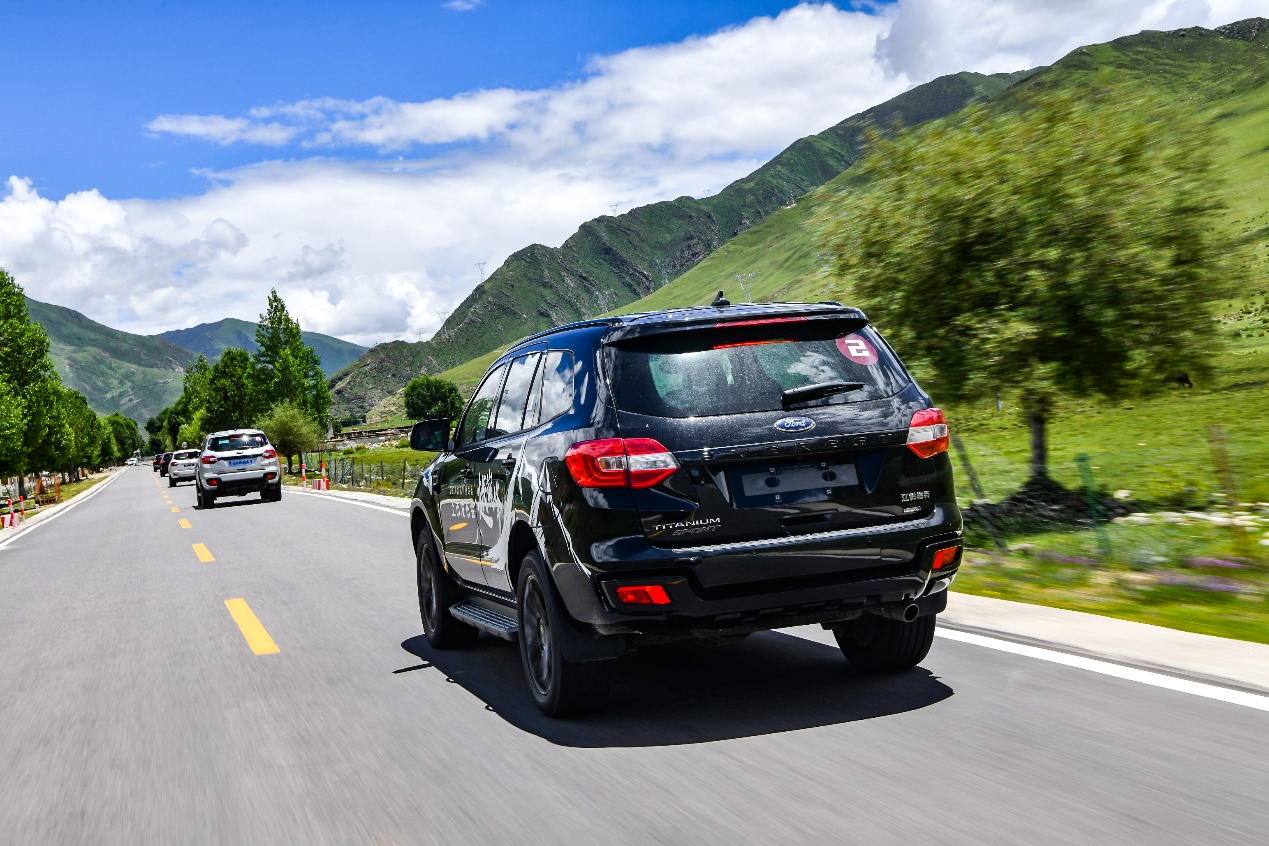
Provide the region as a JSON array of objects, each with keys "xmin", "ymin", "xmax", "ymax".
[
  {"xmin": 404, "ymin": 374, "xmax": 464, "ymax": 421},
  {"xmin": 825, "ymin": 84, "xmax": 1232, "ymax": 487},
  {"xmin": 202, "ymin": 348, "xmax": 262, "ymax": 432},
  {"xmin": 254, "ymin": 289, "xmax": 330, "ymax": 425},
  {"xmin": 256, "ymin": 401, "xmax": 321, "ymax": 473}
]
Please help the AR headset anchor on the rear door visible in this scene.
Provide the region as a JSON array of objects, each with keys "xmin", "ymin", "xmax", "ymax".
[{"xmin": 603, "ymin": 318, "xmax": 926, "ymax": 551}]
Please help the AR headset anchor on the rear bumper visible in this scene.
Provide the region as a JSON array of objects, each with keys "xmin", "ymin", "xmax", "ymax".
[
  {"xmin": 199, "ymin": 469, "xmax": 280, "ymax": 494},
  {"xmin": 552, "ymin": 506, "xmax": 962, "ymax": 637}
]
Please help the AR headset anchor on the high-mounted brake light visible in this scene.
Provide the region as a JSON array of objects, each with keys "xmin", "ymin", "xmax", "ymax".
[
  {"xmin": 713, "ymin": 316, "xmax": 808, "ymax": 328},
  {"xmin": 262, "ymin": 448, "xmax": 277, "ymax": 459},
  {"xmin": 565, "ymin": 438, "xmax": 679, "ymax": 488},
  {"xmin": 615, "ymin": 585, "xmax": 672, "ymax": 605},
  {"xmin": 712, "ymin": 339, "xmax": 789, "ymax": 350},
  {"xmin": 201, "ymin": 455, "xmax": 218, "ymax": 465},
  {"xmin": 906, "ymin": 408, "xmax": 949, "ymax": 458}
]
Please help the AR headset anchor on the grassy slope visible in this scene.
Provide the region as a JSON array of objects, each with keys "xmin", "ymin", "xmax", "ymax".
[
  {"xmin": 154, "ymin": 317, "xmax": 366, "ymax": 377},
  {"xmin": 334, "ymin": 69, "xmax": 1037, "ymax": 418},
  {"xmin": 27, "ymin": 297, "xmax": 195, "ymax": 424}
]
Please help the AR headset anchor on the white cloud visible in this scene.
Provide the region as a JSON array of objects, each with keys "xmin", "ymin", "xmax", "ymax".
[
  {"xmin": 6, "ymin": 1, "xmax": 1264, "ymax": 348},
  {"xmin": 442, "ymin": 0, "xmax": 484, "ymax": 10}
]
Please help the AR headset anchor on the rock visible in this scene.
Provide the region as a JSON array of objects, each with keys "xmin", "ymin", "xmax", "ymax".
[{"xmin": 1113, "ymin": 489, "xmax": 1132, "ymax": 500}]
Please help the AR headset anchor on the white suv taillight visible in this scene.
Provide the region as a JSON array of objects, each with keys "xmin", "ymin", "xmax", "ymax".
[
  {"xmin": 201, "ymin": 455, "xmax": 218, "ymax": 465},
  {"xmin": 262, "ymin": 448, "xmax": 276, "ymax": 459},
  {"xmin": 906, "ymin": 408, "xmax": 949, "ymax": 458},
  {"xmin": 565, "ymin": 438, "xmax": 679, "ymax": 488}
]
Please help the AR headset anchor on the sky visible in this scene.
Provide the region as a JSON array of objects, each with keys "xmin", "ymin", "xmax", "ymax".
[{"xmin": 1, "ymin": 0, "xmax": 1264, "ymax": 347}]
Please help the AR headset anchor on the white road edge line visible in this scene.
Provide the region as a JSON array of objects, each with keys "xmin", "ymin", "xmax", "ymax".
[
  {"xmin": 0, "ymin": 470, "xmax": 124, "ymax": 551},
  {"xmin": 935, "ymin": 627, "xmax": 1269, "ymax": 713},
  {"xmin": 287, "ymin": 487, "xmax": 409, "ymax": 517},
  {"xmin": 286, "ymin": 486, "xmax": 1269, "ymax": 713}
]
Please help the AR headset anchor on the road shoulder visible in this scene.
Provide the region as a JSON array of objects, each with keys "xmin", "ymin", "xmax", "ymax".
[{"xmin": 944, "ymin": 591, "xmax": 1269, "ymax": 695}]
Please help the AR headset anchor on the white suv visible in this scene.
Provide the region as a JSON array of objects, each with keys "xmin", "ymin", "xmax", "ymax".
[
  {"xmin": 196, "ymin": 429, "xmax": 283, "ymax": 508},
  {"xmin": 167, "ymin": 449, "xmax": 200, "ymax": 487}
]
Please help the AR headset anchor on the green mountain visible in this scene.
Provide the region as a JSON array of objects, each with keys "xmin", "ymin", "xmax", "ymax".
[
  {"xmin": 330, "ymin": 67, "xmax": 1039, "ymax": 418},
  {"xmin": 26, "ymin": 297, "xmax": 195, "ymax": 425},
  {"xmin": 431, "ymin": 18, "xmax": 1269, "ymax": 398},
  {"xmin": 592, "ymin": 18, "xmax": 1269, "ymax": 318},
  {"xmin": 156, "ymin": 318, "xmax": 366, "ymax": 377}
]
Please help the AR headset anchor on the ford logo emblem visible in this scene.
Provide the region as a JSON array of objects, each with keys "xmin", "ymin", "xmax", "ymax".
[{"xmin": 774, "ymin": 416, "xmax": 815, "ymax": 433}]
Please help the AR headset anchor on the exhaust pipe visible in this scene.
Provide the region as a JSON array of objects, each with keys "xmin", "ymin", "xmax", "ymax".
[{"xmin": 869, "ymin": 603, "xmax": 921, "ymax": 623}]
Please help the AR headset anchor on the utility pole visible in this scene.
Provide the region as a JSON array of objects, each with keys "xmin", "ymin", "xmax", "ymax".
[
  {"xmin": 434, "ymin": 309, "xmax": 450, "ymax": 341},
  {"xmin": 475, "ymin": 263, "xmax": 487, "ymax": 285},
  {"xmin": 734, "ymin": 272, "xmax": 758, "ymax": 303},
  {"xmin": 609, "ymin": 204, "xmax": 618, "ymax": 216}
]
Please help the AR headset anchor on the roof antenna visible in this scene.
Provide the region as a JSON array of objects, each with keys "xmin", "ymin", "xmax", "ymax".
[{"xmin": 711, "ymin": 290, "xmax": 730, "ymax": 307}]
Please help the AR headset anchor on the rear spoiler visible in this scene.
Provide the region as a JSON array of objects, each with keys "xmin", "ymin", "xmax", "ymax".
[{"xmin": 603, "ymin": 307, "xmax": 868, "ymax": 348}]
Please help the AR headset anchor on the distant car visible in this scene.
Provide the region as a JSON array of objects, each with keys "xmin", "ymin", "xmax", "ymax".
[
  {"xmin": 152, "ymin": 455, "xmax": 161, "ymax": 472},
  {"xmin": 126, "ymin": 458, "xmax": 137, "ymax": 466},
  {"xmin": 195, "ymin": 429, "xmax": 283, "ymax": 508},
  {"xmin": 167, "ymin": 449, "xmax": 200, "ymax": 487},
  {"xmin": 159, "ymin": 452, "xmax": 174, "ymax": 476}
]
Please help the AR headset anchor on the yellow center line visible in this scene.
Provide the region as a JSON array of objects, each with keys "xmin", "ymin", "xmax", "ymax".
[
  {"xmin": 449, "ymin": 522, "xmax": 469, "ymax": 531},
  {"xmin": 170, "ymin": 506, "xmax": 180, "ymax": 512},
  {"xmin": 224, "ymin": 599, "xmax": 280, "ymax": 655},
  {"xmin": 192, "ymin": 543, "xmax": 215, "ymax": 562},
  {"xmin": 178, "ymin": 519, "xmax": 191, "ymax": 529}
]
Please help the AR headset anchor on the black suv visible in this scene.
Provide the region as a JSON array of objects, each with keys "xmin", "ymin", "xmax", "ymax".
[{"xmin": 408, "ymin": 301, "xmax": 962, "ymax": 716}]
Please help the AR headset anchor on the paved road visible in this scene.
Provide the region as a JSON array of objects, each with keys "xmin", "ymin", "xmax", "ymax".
[{"xmin": 2, "ymin": 467, "xmax": 1267, "ymax": 845}]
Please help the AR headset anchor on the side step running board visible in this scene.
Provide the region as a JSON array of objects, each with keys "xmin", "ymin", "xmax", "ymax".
[{"xmin": 449, "ymin": 601, "xmax": 518, "ymax": 641}]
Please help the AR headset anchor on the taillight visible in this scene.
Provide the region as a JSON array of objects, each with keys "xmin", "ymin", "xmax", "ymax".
[
  {"xmin": 906, "ymin": 408, "xmax": 949, "ymax": 458},
  {"xmin": 201, "ymin": 455, "xmax": 218, "ymax": 465},
  {"xmin": 932, "ymin": 546, "xmax": 960, "ymax": 570},
  {"xmin": 564, "ymin": 438, "xmax": 679, "ymax": 488},
  {"xmin": 614, "ymin": 585, "xmax": 672, "ymax": 605},
  {"xmin": 262, "ymin": 448, "xmax": 277, "ymax": 459}
]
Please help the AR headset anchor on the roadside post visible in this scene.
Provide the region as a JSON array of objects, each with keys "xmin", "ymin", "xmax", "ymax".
[
  {"xmin": 1075, "ymin": 454, "xmax": 1112, "ymax": 558},
  {"xmin": 301, "ymin": 461, "xmax": 308, "ymax": 489}
]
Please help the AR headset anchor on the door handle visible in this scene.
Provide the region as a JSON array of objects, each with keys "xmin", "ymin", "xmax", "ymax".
[
  {"xmin": 500, "ymin": 456, "xmax": 517, "ymax": 469},
  {"xmin": 459, "ymin": 467, "xmax": 473, "ymax": 478}
]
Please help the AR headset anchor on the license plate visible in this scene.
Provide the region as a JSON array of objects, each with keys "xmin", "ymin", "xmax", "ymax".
[
  {"xmin": 739, "ymin": 462, "xmax": 858, "ymax": 497},
  {"xmin": 229, "ymin": 458, "xmax": 254, "ymax": 467}
]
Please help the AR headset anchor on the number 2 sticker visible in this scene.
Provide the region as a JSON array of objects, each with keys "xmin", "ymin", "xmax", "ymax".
[{"xmin": 836, "ymin": 333, "xmax": 878, "ymax": 365}]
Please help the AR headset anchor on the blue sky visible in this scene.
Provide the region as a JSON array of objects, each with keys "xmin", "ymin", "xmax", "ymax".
[
  {"xmin": 3, "ymin": 0, "xmax": 832, "ymax": 201},
  {"xmin": 0, "ymin": 0, "xmax": 1258, "ymax": 344}
]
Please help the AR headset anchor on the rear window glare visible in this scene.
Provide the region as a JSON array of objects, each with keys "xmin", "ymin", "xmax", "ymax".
[
  {"xmin": 605, "ymin": 324, "xmax": 909, "ymax": 418},
  {"xmin": 208, "ymin": 434, "xmax": 267, "ymax": 452}
]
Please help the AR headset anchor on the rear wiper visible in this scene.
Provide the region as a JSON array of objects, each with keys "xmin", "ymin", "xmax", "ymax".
[{"xmin": 782, "ymin": 381, "xmax": 865, "ymax": 406}]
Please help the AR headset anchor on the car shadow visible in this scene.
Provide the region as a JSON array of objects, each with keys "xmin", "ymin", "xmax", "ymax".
[
  {"xmin": 197, "ymin": 496, "xmax": 268, "ymax": 509},
  {"xmin": 399, "ymin": 629, "xmax": 953, "ymax": 748}
]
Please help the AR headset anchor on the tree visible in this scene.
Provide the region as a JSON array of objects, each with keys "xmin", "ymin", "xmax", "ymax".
[
  {"xmin": 825, "ymin": 83, "xmax": 1232, "ymax": 486},
  {"xmin": 104, "ymin": 413, "xmax": 143, "ymax": 462},
  {"xmin": 404, "ymin": 374, "xmax": 464, "ymax": 421},
  {"xmin": 202, "ymin": 348, "xmax": 262, "ymax": 433},
  {"xmin": 256, "ymin": 401, "xmax": 320, "ymax": 473},
  {"xmin": 254, "ymin": 289, "xmax": 330, "ymax": 425},
  {"xmin": 0, "ymin": 269, "xmax": 65, "ymax": 492}
]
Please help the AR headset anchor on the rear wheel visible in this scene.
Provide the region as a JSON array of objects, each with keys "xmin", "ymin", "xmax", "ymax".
[
  {"xmin": 833, "ymin": 613, "xmax": 936, "ymax": 672},
  {"xmin": 417, "ymin": 540, "xmax": 478, "ymax": 648},
  {"xmin": 517, "ymin": 551, "xmax": 612, "ymax": 717},
  {"xmin": 168, "ymin": 475, "xmax": 176, "ymax": 488},
  {"xmin": 262, "ymin": 484, "xmax": 282, "ymax": 502},
  {"xmin": 199, "ymin": 487, "xmax": 216, "ymax": 509}
]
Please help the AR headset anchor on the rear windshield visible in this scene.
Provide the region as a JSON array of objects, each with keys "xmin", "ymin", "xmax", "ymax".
[
  {"xmin": 173, "ymin": 450, "xmax": 200, "ymax": 460},
  {"xmin": 208, "ymin": 434, "xmax": 267, "ymax": 452},
  {"xmin": 605, "ymin": 323, "xmax": 909, "ymax": 418}
]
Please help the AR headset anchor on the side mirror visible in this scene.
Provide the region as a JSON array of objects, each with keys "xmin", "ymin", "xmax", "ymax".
[{"xmin": 409, "ymin": 418, "xmax": 452, "ymax": 451}]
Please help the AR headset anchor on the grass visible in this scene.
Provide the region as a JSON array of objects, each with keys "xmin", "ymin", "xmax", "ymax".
[
  {"xmin": 953, "ymin": 516, "xmax": 1269, "ymax": 644},
  {"xmin": 280, "ymin": 444, "xmax": 437, "ymax": 498}
]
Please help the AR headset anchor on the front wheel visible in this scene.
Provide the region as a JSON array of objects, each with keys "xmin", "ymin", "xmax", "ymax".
[
  {"xmin": 417, "ymin": 541, "xmax": 478, "ymax": 648},
  {"xmin": 517, "ymin": 551, "xmax": 612, "ymax": 717},
  {"xmin": 833, "ymin": 613, "xmax": 936, "ymax": 672}
]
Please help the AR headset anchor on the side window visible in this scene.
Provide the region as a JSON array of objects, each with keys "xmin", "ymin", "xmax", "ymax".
[
  {"xmin": 522, "ymin": 354, "xmax": 547, "ymax": 430},
  {"xmin": 489, "ymin": 353, "xmax": 541, "ymax": 439},
  {"xmin": 457, "ymin": 363, "xmax": 508, "ymax": 448},
  {"xmin": 538, "ymin": 351, "xmax": 575, "ymax": 423}
]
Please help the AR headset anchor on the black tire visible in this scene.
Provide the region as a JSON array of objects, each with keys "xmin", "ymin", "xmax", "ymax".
[
  {"xmin": 200, "ymin": 487, "xmax": 216, "ymax": 509},
  {"xmin": 833, "ymin": 613, "xmax": 936, "ymax": 672},
  {"xmin": 517, "ymin": 551, "xmax": 612, "ymax": 717},
  {"xmin": 417, "ymin": 539, "xmax": 478, "ymax": 649},
  {"xmin": 168, "ymin": 475, "xmax": 176, "ymax": 488},
  {"xmin": 262, "ymin": 484, "xmax": 282, "ymax": 502}
]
